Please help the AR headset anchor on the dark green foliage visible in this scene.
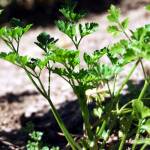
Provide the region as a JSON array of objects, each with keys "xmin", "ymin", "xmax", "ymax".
[{"xmin": 35, "ymin": 32, "xmax": 58, "ymax": 52}]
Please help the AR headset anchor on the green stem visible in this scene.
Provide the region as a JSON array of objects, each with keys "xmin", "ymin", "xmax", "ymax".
[
  {"xmin": 140, "ymin": 59, "xmax": 147, "ymax": 80},
  {"xmin": 97, "ymin": 120, "xmax": 106, "ymax": 139},
  {"xmin": 131, "ymin": 80, "xmax": 149, "ymax": 150},
  {"xmin": 137, "ymin": 80, "xmax": 149, "ymax": 101},
  {"xmin": 119, "ymin": 99, "xmax": 135, "ymax": 113},
  {"xmin": 46, "ymin": 96, "xmax": 81, "ymax": 150},
  {"xmin": 115, "ymin": 59, "xmax": 140, "ymax": 100},
  {"xmin": 35, "ymin": 75, "xmax": 47, "ymax": 96},
  {"xmin": 112, "ymin": 74, "xmax": 117, "ymax": 97},
  {"xmin": 98, "ymin": 60, "xmax": 140, "ymax": 138},
  {"xmin": 24, "ymin": 67, "xmax": 81, "ymax": 150},
  {"xmin": 100, "ymin": 118, "xmax": 116, "ymax": 149},
  {"xmin": 115, "ymin": 59, "xmax": 139, "ymax": 110},
  {"xmin": 118, "ymin": 118, "xmax": 132, "ymax": 150},
  {"xmin": 132, "ymin": 119, "xmax": 143, "ymax": 150},
  {"xmin": 141, "ymin": 143, "xmax": 148, "ymax": 150},
  {"xmin": 71, "ymin": 34, "xmax": 94, "ymax": 142},
  {"xmin": 16, "ymin": 37, "xmax": 21, "ymax": 53},
  {"xmin": 24, "ymin": 67, "xmax": 45, "ymax": 96},
  {"xmin": 48, "ymin": 63, "xmax": 51, "ymax": 97},
  {"xmin": 119, "ymin": 80, "xmax": 149, "ymax": 150},
  {"xmin": 118, "ymin": 132, "xmax": 127, "ymax": 150},
  {"xmin": 77, "ymin": 91, "xmax": 93, "ymax": 141},
  {"xmin": 106, "ymin": 80, "xmax": 112, "ymax": 98},
  {"xmin": 118, "ymin": 22, "xmax": 131, "ymax": 41}
]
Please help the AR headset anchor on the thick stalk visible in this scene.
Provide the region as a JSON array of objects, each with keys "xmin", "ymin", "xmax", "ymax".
[
  {"xmin": 46, "ymin": 96, "xmax": 81, "ymax": 150},
  {"xmin": 77, "ymin": 91, "xmax": 93, "ymax": 141},
  {"xmin": 71, "ymin": 35, "xmax": 94, "ymax": 142}
]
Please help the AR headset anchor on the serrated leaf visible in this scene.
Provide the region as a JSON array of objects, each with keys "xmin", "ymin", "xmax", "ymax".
[
  {"xmin": 83, "ymin": 53, "xmax": 91, "ymax": 65},
  {"xmin": 93, "ymin": 48, "xmax": 107, "ymax": 59},
  {"xmin": 0, "ymin": 23, "xmax": 32, "ymax": 47},
  {"xmin": 131, "ymin": 27, "xmax": 147, "ymax": 42},
  {"xmin": 37, "ymin": 57, "xmax": 49, "ymax": 70},
  {"xmin": 35, "ymin": 32, "xmax": 58, "ymax": 52},
  {"xmin": 107, "ymin": 25, "xmax": 120, "ymax": 36},
  {"xmin": 47, "ymin": 48, "xmax": 79, "ymax": 68},
  {"xmin": 0, "ymin": 52, "xmax": 17, "ymax": 64},
  {"xmin": 79, "ymin": 22, "xmax": 99, "ymax": 37},
  {"xmin": 37, "ymin": 32, "xmax": 57, "ymax": 45},
  {"xmin": 23, "ymin": 24, "xmax": 32, "ymax": 33},
  {"xmin": 109, "ymin": 40, "xmax": 127, "ymax": 57},
  {"xmin": 107, "ymin": 4, "xmax": 120, "ymax": 23},
  {"xmin": 84, "ymin": 48, "xmax": 107, "ymax": 66},
  {"xmin": 59, "ymin": 4, "xmax": 86, "ymax": 22},
  {"xmin": 96, "ymin": 64, "xmax": 120, "ymax": 80},
  {"xmin": 0, "ymin": 52, "xmax": 30, "ymax": 66},
  {"xmin": 18, "ymin": 55, "xmax": 29, "ymax": 65},
  {"xmin": 37, "ymin": 32, "xmax": 50, "ymax": 45},
  {"xmin": 121, "ymin": 18, "xmax": 129, "ymax": 29},
  {"xmin": 56, "ymin": 20, "xmax": 76, "ymax": 38},
  {"xmin": 52, "ymin": 67, "xmax": 72, "ymax": 79}
]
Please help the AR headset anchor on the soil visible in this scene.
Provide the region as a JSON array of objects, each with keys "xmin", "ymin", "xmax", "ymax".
[{"xmin": 0, "ymin": 1, "xmax": 150, "ymax": 149}]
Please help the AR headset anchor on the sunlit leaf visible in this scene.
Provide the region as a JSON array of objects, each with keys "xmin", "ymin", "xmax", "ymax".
[
  {"xmin": 56, "ymin": 20, "xmax": 76, "ymax": 38},
  {"xmin": 107, "ymin": 5, "xmax": 120, "ymax": 23},
  {"xmin": 121, "ymin": 18, "xmax": 129, "ymax": 29},
  {"xmin": 79, "ymin": 22, "xmax": 99, "ymax": 37},
  {"xmin": 107, "ymin": 25, "xmax": 120, "ymax": 36},
  {"xmin": 132, "ymin": 100, "xmax": 150, "ymax": 119}
]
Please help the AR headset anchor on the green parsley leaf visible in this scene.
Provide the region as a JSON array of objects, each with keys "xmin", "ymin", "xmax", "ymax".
[{"xmin": 107, "ymin": 4, "xmax": 120, "ymax": 23}]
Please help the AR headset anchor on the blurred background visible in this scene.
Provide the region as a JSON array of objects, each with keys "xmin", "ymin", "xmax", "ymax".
[
  {"xmin": 0, "ymin": 0, "xmax": 150, "ymax": 149},
  {"xmin": 0, "ymin": 0, "xmax": 122, "ymax": 26}
]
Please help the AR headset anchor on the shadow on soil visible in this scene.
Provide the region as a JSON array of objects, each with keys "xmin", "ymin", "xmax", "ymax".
[
  {"xmin": 0, "ymin": 79, "xmax": 150, "ymax": 149},
  {"xmin": 0, "ymin": 91, "xmax": 38, "ymax": 103}
]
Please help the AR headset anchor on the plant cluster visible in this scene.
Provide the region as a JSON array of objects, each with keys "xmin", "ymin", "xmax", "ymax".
[
  {"xmin": 27, "ymin": 130, "xmax": 60, "ymax": 150},
  {"xmin": 0, "ymin": 2, "xmax": 150, "ymax": 150}
]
